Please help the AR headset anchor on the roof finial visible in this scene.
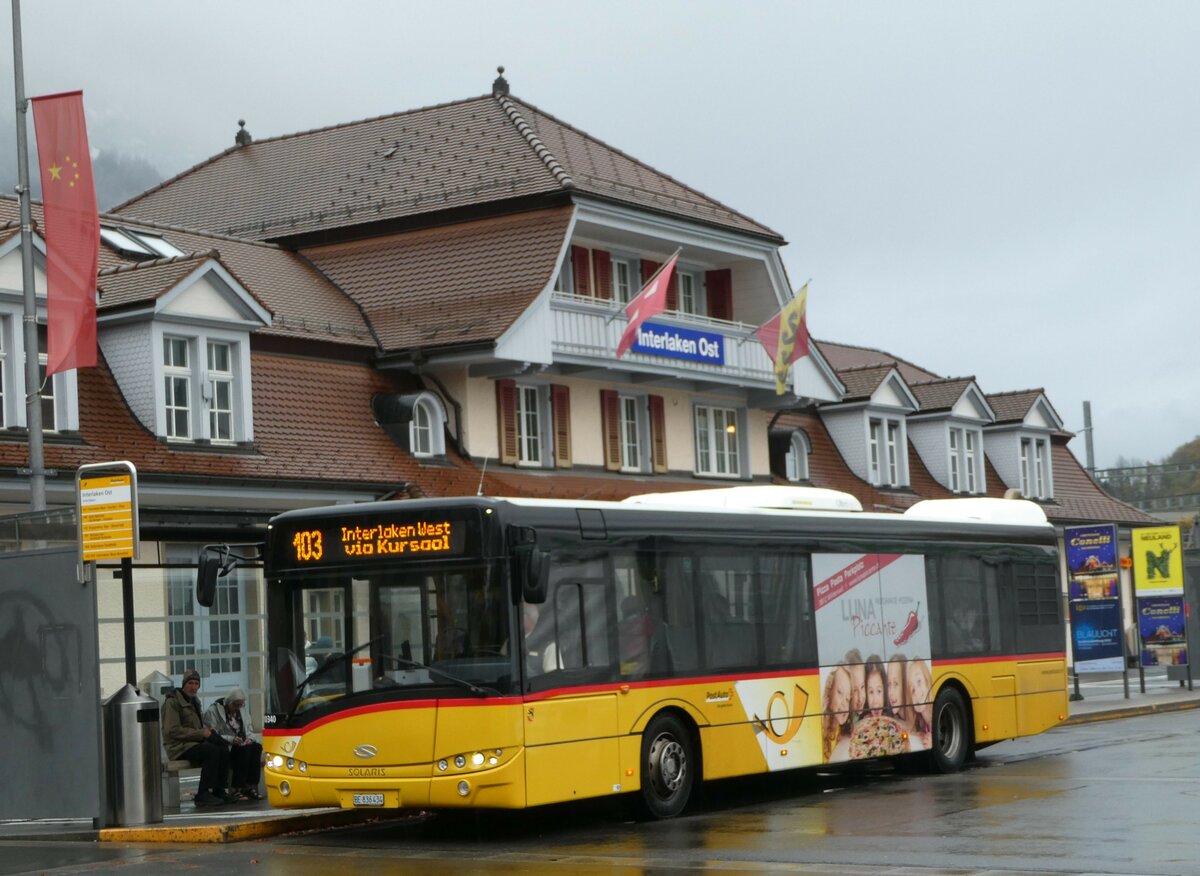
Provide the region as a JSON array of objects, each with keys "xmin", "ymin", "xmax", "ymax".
[
  {"xmin": 492, "ymin": 65, "xmax": 509, "ymax": 97},
  {"xmin": 235, "ymin": 119, "xmax": 252, "ymax": 147}
]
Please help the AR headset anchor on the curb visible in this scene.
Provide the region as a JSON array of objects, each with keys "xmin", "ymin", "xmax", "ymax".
[
  {"xmin": 97, "ymin": 808, "xmax": 413, "ymax": 844},
  {"xmin": 1061, "ymin": 697, "xmax": 1200, "ymax": 727}
]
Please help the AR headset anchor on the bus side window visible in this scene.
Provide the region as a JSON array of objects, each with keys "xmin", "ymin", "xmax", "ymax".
[
  {"xmin": 1012, "ymin": 558, "xmax": 1062, "ymax": 654},
  {"xmin": 659, "ymin": 554, "xmax": 699, "ymax": 673},
  {"xmin": 758, "ymin": 550, "xmax": 813, "ymax": 666},
  {"xmin": 928, "ymin": 555, "xmax": 1000, "ymax": 657}
]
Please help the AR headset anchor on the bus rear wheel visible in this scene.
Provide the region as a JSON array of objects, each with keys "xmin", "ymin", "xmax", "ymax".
[
  {"xmin": 638, "ymin": 713, "xmax": 695, "ymax": 819},
  {"xmin": 929, "ymin": 687, "xmax": 969, "ymax": 773}
]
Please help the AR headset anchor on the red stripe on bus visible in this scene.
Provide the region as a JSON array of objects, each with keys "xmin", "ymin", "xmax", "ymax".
[{"xmin": 939, "ymin": 651, "xmax": 1066, "ymax": 666}]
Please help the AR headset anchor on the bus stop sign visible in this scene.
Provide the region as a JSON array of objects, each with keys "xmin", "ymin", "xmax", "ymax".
[{"xmin": 76, "ymin": 461, "xmax": 139, "ymax": 563}]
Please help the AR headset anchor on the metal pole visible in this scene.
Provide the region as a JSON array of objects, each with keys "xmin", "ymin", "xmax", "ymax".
[
  {"xmin": 11, "ymin": 0, "xmax": 47, "ymax": 511},
  {"xmin": 120, "ymin": 556, "xmax": 136, "ymax": 686},
  {"xmin": 1083, "ymin": 401, "xmax": 1095, "ymax": 474}
]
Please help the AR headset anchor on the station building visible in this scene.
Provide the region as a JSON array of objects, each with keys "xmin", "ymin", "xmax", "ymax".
[{"xmin": 0, "ymin": 71, "xmax": 1155, "ymax": 707}]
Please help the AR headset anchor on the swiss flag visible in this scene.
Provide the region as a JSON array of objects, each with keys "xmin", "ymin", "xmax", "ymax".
[{"xmin": 616, "ymin": 253, "xmax": 679, "ymax": 358}]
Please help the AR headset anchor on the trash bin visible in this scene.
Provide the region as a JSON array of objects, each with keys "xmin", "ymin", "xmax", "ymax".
[
  {"xmin": 102, "ymin": 683, "xmax": 163, "ymax": 826},
  {"xmin": 140, "ymin": 670, "xmax": 173, "ymax": 706}
]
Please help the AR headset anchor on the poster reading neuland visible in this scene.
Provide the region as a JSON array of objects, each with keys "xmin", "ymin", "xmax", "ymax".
[{"xmin": 811, "ymin": 553, "xmax": 931, "ymax": 764}]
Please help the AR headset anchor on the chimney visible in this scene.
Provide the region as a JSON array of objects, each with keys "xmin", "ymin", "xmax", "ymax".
[
  {"xmin": 235, "ymin": 120, "xmax": 252, "ymax": 147},
  {"xmin": 492, "ymin": 66, "xmax": 509, "ymax": 97}
]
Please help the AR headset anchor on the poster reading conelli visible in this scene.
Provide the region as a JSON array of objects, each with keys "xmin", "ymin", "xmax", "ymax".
[{"xmin": 811, "ymin": 553, "xmax": 931, "ymax": 764}]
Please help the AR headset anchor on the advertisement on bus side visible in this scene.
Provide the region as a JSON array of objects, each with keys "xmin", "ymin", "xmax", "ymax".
[{"xmin": 811, "ymin": 553, "xmax": 932, "ymax": 763}]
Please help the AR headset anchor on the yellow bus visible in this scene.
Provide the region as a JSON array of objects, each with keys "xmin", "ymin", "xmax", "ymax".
[{"xmin": 260, "ymin": 487, "xmax": 1066, "ymax": 818}]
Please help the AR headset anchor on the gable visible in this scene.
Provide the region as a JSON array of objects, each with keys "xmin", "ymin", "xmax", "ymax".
[
  {"xmin": 872, "ymin": 373, "xmax": 916, "ymax": 410},
  {"xmin": 951, "ymin": 387, "xmax": 992, "ymax": 421},
  {"xmin": 1026, "ymin": 397, "xmax": 1063, "ymax": 430},
  {"xmin": 161, "ymin": 272, "xmax": 249, "ymax": 321}
]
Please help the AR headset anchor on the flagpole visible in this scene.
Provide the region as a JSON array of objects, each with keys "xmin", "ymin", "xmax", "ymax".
[{"xmin": 11, "ymin": 0, "xmax": 47, "ymax": 511}]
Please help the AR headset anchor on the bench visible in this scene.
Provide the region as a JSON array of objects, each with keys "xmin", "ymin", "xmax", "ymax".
[{"xmin": 161, "ymin": 756, "xmax": 202, "ymax": 810}]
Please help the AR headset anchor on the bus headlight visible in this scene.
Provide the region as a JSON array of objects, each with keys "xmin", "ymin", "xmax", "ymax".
[
  {"xmin": 437, "ymin": 759, "xmax": 448, "ymax": 772},
  {"xmin": 299, "ymin": 761, "xmax": 308, "ymax": 773},
  {"xmin": 280, "ymin": 781, "xmax": 291, "ymax": 797},
  {"xmin": 286, "ymin": 758, "xmax": 295, "ymax": 770},
  {"xmin": 471, "ymin": 752, "xmax": 485, "ymax": 767},
  {"xmin": 454, "ymin": 755, "xmax": 466, "ymax": 768},
  {"xmin": 270, "ymin": 755, "xmax": 284, "ymax": 769},
  {"xmin": 457, "ymin": 780, "xmax": 470, "ymax": 797}
]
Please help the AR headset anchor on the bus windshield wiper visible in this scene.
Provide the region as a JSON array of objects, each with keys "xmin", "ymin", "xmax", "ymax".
[
  {"xmin": 288, "ymin": 636, "xmax": 382, "ymax": 722},
  {"xmin": 385, "ymin": 654, "xmax": 498, "ymax": 697}
]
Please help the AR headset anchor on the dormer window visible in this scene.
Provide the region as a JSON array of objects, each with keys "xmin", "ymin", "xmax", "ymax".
[
  {"xmin": 785, "ymin": 430, "xmax": 810, "ymax": 482},
  {"xmin": 949, "ymin": 426, "xmax": 982, "ymax": 494},
  {"xmin": 156, "ymin": 329, "xmax": 251, "ymax": 445},
  {"xmin": 868, "ymin": 416, "xmax": 906, "ymax": 487},
  {"xmin": 409, "ymin": 393, "xmax": 446, "ymax": 457},
  {"xmin": 1020, "ymin": 436, "xmax": 1051, "ymax": 499}
]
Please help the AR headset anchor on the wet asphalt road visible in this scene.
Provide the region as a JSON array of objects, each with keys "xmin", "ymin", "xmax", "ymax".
[{"xmin": 6, "ymin": 709, "xmax": 1200, "ymax": 875}]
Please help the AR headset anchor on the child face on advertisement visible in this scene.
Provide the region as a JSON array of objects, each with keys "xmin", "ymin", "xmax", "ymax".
[
  {"xmin": 830, "ymin": 667, "xmax": 852, "ymax": 725},
  {"xmin": 887, "ymin": 658, "xmax": 905, "ymax": 710},
  {"xmin": 849, "ymin": 662, "xmax": 866, "ymax": 715},
  {"xmin": 866, "ymin": 667, "xmax": 885, "ymax": 717}
]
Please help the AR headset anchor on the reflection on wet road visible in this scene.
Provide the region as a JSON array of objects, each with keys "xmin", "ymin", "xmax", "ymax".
[{"xmin": 6, "ymin": 711, "xmax": 1199, "ymax": 875}]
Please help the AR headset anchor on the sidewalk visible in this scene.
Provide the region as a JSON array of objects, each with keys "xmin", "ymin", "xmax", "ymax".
[
  {"xmin": 1061, "ymin": 665, "xmax": 1200, "ymax": 725},
  {"xmin": 2, "ymin": 669, "xmax": 1197, "ymax": 845}
]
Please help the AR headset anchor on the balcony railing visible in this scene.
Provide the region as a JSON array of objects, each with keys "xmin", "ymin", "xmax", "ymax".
[{"xmin": 550, "ymin": 292, "xmax": 776, "ymax": 387}]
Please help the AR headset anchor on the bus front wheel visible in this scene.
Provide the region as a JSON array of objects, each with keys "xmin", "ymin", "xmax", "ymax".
[
  {"xmin": 929, "ymin": 687, "xmax": 969, "ymax": 773},
  {"xmin": 638, "ymin": 713, "xmax": 696, "ymax": 818}
]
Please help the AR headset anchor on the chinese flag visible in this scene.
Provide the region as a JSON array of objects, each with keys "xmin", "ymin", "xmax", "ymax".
[
  {"xmin": 616, "ymin": 253, "xmax": 679, "ymax": 358},
  {"xmin": 754, "ymin": 283, "xmax": 809, "ymax": 395},
  {"xmin": 31, "ymin": 91, "xmax": 99, "ymax": 375}
]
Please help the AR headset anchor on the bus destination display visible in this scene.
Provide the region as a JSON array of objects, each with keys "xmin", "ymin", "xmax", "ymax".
[{"xmin": 286, "ymin": 517, "xmax": 466, "ymax": 566}]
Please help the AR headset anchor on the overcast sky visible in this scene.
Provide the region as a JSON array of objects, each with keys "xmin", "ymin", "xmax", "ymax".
[{"xmin": 3, "ymin": 1, "xmax": 1198, "ymax": 469}]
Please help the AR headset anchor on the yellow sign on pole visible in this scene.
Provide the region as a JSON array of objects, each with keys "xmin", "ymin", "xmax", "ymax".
[
  {"xmin": 77, "ymin": 463, "xmax": 138, "ymax": 562},
  {"xmin": 1130, "ymin": 525, "xmax": 1184, "ymax": 596}
]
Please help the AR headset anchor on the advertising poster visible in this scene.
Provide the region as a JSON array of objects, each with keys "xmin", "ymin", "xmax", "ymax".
[
  {"xmin": 1065, "ymin": 524, "xmax": 1119, "ymax": 600},
  {"xmin": 732, "ymin": 677, "xmax": 821, "ymax": 770},
  {"xmin": 1069, "ymin": 599, "xmax": 1124, "ymax": 673},
  {"xmin": 1138, "ymin": 596, "xmax": 1188, "ymax": 667},
  {"xmin": 1131, "ymin": 526, "xmax": 1184, "ymax": 596},
  {"xmin": 811, "ymin": 553, "xmax": 931, "ymax": 764}
]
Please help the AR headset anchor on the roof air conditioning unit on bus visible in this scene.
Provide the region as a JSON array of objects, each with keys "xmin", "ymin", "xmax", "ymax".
[
  {"xmin": 623, "ymin": 486, "xmax": 863, "ymax": 513},
  {"xmin": 903, "ymin": 497, "xmax": 1049, "ymax": 525}
]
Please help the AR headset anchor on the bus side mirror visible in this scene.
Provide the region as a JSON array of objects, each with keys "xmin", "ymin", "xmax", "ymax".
[
  {"xmin": 196, "ymin": 555, "xmax": 220, "ymax": 608},
  {"xmin": 513, "ymin": 544, "xmax": 549, "ymax": 604}
]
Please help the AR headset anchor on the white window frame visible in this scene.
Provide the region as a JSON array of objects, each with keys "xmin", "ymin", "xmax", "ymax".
[
  {"xmin": 949, "ymin": 428, "xmax": 961, "ymax": 492},
  {"xmin": 965, "ymin": 430, "xmax": 978, "ymax": 493},
  {"xmin": 163, "ymin": 335, "xmax": 193, "ymax": 440},
  {"xmin": 675, "ymin": 269, "xmax": 705, "ymax": 316},
  {"xmin": 785, "ymin": 430, "xmax": 810, "ymax": 483},
  {"xmin": 0, "ymin": 307, "xmax": 79, "ymax": 433},
  {"xmin": 619, "ymin": 394, "xmax": 644, "ymax": 472},
  {"xmin": 948, "ymin": 425, "xmax": 983, "ymax": 494},
  {"xmin": 154, "ymin": 325, "xmax": 253, "ymax": 445},
  {"xmin": 516, "ymin": 384, "xmax": 543, "ymax": 466},
  {"xmin": 868, "ymin": 415, "xmax": 906, "ymax": 487},
  {"xmin": 409, "ymin": 392, "xmax": 447, "ymax": 458},
  {"xmin": 206, "ymin": 340, "xmax": 234, "ymax": 444},
  {"xmin": 1019, "ymin": 435, "xmax": 1052, "ymax": 499},
  {"xmin": 613, "ymin": 257, "xmax": 633, "ymax": 304},
  {"xmin": 694, "ymin": 403, "xmax": 743, "ymax": 478}
]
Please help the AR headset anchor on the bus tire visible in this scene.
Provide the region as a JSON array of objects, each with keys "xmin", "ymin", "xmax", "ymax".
[
  {"xmin": 929, "ymin": 687, "xmax": 969, "ymax": 773},
  {"xmin": 638, "ymin": 713, "xmax": 696, "ymax": 819}
]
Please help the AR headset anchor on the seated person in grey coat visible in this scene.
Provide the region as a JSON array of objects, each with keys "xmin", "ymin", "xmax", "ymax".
[{"xmin": 203, "ymin": 686, "xmax": 263, "ymax": 800}]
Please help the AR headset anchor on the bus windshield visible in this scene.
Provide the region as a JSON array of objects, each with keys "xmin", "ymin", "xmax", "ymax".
[{"xmin": 270, "ymin": 560, "xmax": 515, "ymax": 719}]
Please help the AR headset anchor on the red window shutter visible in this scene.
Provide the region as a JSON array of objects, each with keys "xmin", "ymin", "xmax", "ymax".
[
  {"xmin": 640, "ymin": 259, "xmax": 660, "ymax": 284},
  {"xmin": 572, "ymin": 246, "xmax": 592, "ymax": 296},
  {"xmin": 551, "ymin": 384, "xmax": 572, "ymax": 468},
  {"xmin": 593, "ymin": 249, "xmax": 612, "ymax": 300},
  {"xmin": 706, "ymin": 268, "xmax": 732, "ymax": 321},
  {"xmin": 641, "ymin": 260, "xmax": 676, "ymax": 311},
  {"xmin": 649, "ymin": 395, "xmax": 667, "ymax": 473},
  {"xmin": 496, "ymin": 379, "xmax": 517, "ymax": 465},
  {"xmin": 600, "ymin": 389, "xmax": 621, "ymax": 472}
]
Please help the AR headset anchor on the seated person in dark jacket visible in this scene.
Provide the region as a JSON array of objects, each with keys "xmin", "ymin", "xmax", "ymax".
[
  {"xmin": 162, "ymin": 668, "xmax": 235, "ymax": 807},
  {"xmin": 204, "ymin": 686, "xmax": 263, "ymax": 800}
]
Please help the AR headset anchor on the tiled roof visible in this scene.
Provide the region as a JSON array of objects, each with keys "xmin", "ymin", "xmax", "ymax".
[
  {"xmin": 909, "ymin": 377, "xmax": 976, "ymax": 413},
  {"xmin": 986, "ymin": 389, "xmax": 1047, "ymax": 425},
  {"xmin": 836, "ymin": 365, "xmax": 897, "ymax": 402},
  {"xmin": 98, "ymin": 253, "xmax": 220, "ymax": 309},
  {"xmin": 0, "ymin": 350, "xmax": 480, "ymax": 498},
  {"xmin": 813, "ymin": 340, "xmax": 940, "ymax": 384},
  {"xmin": 0, "ymin": 195, "xmax": 374, "ymax": 348},
  {"xmin": 303, "ymin": 206, "xmax": 572, "ymax": 352},
  {"xmin": 1044, "ymin": 440, "xmax": 1159, "ymax": 526},
  {"xmin": 506, "ymin": 98, "xmax": 779, "ymax": 239},
  {"xmin": 113, "ymin": 93, "xmax": 779, "ymax": 242}
]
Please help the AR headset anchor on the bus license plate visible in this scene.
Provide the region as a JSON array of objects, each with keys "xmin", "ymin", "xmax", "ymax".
[{"xmin": 352, "ymin": 793, "xmax": 385, "ymax": 807}]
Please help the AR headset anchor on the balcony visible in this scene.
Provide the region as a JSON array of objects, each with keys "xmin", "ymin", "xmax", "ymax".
[{"xmin": 550, "ymin": 291, "xmax": 777, "ymax": 391}]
